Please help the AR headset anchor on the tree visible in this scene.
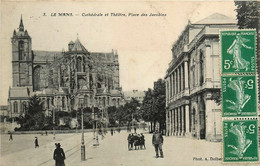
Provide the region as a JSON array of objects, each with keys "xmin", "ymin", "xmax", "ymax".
[
  {"xmin": 124, "ymin": 98, "xmax": 141, "ymax": 127},
  {"xmin": 107, "ymin": 106, "xmax": 117, "ymax": 126},
  {"xmin": 17, "ymin": 95, "xmax": 45, "ymax": 130},
  {"xmin": 153, "ymin": 79, "xmax": 166, "ymax": 132},
  {"xmin": 234, "ymin": 1, "xmax": 260, "ymax": 30},
  {"xmin": 141, "ymin": 79, "xmax": 166, "ymax": 133},
  {"xmin": 141, "ymin": 88, "xmax": 154, "ymax": 122},
  {"xmin": 234, "ymin": 1, "xmax": 260, "ymax": 99}
]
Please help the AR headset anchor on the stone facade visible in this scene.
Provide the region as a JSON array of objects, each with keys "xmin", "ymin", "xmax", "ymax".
[
  {"xmin": 165, "ymin": 13, "xmax": 237, "ymax": 141},
  {"xmin": 8, "ymin": 17, "xmax": 123, "ymax": 119}
]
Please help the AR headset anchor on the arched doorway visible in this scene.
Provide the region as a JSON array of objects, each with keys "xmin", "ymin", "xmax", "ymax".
[
  {"xmin": 191, "ymin": 107, "xmax": 196, "ymax": 137},
  {"xmin": 199, "ymin": 99, "xmax": 206, "ymax": 139}
]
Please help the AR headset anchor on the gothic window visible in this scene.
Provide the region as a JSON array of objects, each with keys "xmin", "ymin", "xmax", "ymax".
[
  {"xmin": 97, "ymin": 82, "xmax": 101, "ymax": 88},
  {"xmin": 42, "ymin": 99, "xmax": 45, "ymax": 109},
  {"xmin": 112, "ymin": 99, "xmax": 116, "ymax": 107},
  {"xmin": 117, "ymin": 99, "xmax": 120, "ymax": 107},
  {"xmin": 103, "ymin": 97, "xmax": 106, "ymax": 107},
  {"xmin": 33, "ymin": 66, "xmax": 41, "ymax": 91},
  {"xmin": 21, "ymin": 101, "xmax": 26, "ymax": 113},
  {"xmin": 48, "ymin": 69, "xmax": 53, "ymax": 87},
  {"xmin": 18, "ymin": 41, "xmax": 24, "ymax": 60},
  {"xmin": 77, "ymin": 57, "xmax": 82, "ymax": 72},
  {"xmin": 89, "ymin": 75, "xmax": 93, "ymax": 89},
  {"xmin": 47, "ymin": 98, "xmax": 50, "ymax": 109},
  {"xmin": 13, "ymin": 102, "xmax": 18, "ymax": 113},
  {"xmin": 84, "ymin": 96, "xmax": 88, "ymax": 107},
  {"xmin": 62, "ymin": 97, "xmax": 65, "ymax": 109}
]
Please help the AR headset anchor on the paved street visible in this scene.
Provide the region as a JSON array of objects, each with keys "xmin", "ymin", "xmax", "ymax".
[{"xmin": 0, "ymin": 129, "xmax": 236, "ymax": 166}]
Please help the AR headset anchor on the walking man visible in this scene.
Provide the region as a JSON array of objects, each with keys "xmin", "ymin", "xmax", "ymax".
[
  {"xmin": 152, "ymin": 129, "xmax": 164, "ymax": 158},
  {"xmin": 9, "ymin": 132, "xmax": 13, "ymax": 141},
  {"xmin": 111, "ymin": 128, "xmax": 113, "ymax": 136},
  {"xmin": 53, "ymin": 143, "xmax": 66, "ymax": 166},
  {"xmin": 34, "ymin": 137, "xmax": 39, "ymax": 148},
  {"xmin": 141, "ymin": 133, "xmax": 146, "ymax": 149}
]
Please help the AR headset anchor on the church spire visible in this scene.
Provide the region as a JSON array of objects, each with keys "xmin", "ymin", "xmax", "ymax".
[{"xmin": 19, "ymin": 15, "xmax": 24, "ymax": 31}]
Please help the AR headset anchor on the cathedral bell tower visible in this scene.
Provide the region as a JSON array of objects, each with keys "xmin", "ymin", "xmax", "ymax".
[{"xmin": 11, "ymin": 16, "xmax": 33, "ymax": 88}]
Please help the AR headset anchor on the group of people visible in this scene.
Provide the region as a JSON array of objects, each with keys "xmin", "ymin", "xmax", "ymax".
[
  {"xmin": 127, "ymin": 133, "xmax": 146, "ymax": 150},
  {"xmin": 126, "ymin": 129, "xmax": 164, "ymax": 158}
]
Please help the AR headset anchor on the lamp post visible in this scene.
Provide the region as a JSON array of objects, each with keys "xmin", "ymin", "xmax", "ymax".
[
  {"xmin": 93, "ymin": 109, "xmax": 99, "ymax": 146},
  {"xmin": 53, "ymin": 106, "xmax": 55, "ymax": 140},
  {"xmin": 92, "ymin": 105, "xmax": 95, "ymax": 139},
  {"xmin": 79, "ymin": 98, "xmax": 85, "ymax": 161}
]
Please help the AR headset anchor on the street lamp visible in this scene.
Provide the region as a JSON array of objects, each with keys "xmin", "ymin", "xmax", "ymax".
[
  {"xmin": 93, "ymin": 106, "xmax": 99, "ymax": 146},
  {"xmin": 79, "ymin": 97, "xmax": 85, "ymax": 161},
  {"xmin": 92, "ymin": 105, "xmax": 95, "ymax": 140},
  {"xmin": 75, "ymin": 111, "xmax": 78, "ymax": 134},
  {"xmin": 52, "ymin": 106, "xmax": 55, "ymax": 140}
]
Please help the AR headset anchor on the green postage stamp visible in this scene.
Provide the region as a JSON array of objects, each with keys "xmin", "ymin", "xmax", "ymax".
[
  {"xmin": 221, "ymin": 30, "xmax": 256, "ymax": 74},
  {"xmin": 223, "ymin": 120, "xmax": 259, "ymax": 162},
  {"xmin": 221, "ymin": 75, "xmax": 257, "ymax": 117}
]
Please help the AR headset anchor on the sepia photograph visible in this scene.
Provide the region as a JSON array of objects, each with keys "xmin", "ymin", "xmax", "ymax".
[{"xmin": 0, "ymin": 0, "xmax": 259, "ymax": 165}]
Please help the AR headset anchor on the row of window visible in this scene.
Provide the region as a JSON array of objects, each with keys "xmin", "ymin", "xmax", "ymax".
[{"xmin": 12, "ymin": 101, "xmax": 27, "ymax": 113}]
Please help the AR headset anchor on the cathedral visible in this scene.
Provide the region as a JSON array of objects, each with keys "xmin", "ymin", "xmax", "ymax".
[{"xmin": 8, "ymin": 17, "xmax": 123, "ymax": 119}]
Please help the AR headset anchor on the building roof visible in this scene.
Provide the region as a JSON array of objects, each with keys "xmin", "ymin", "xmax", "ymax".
[
  {"xmin": 33, "ymin": 50, "xmax": 63, "ymax": 62},
  {"xmin": 90, "ymin": 52, "xmax": 116, "ymax": 62},
  {"xmin": 194, "ymin": 13, "xmax": 236, "ymax": 25},
  {"xmin": 19, "ymin": 15, "xmax": 24, "ymax": 31},
  {"xmin": 71, "ymin": 38, "xmax": 88, "ymax": 52},
  {"xmin": 69, "ymin": 40, "xmax": 74, "ymax": 45},
  {"xmin": 9, "ymin": 87, "xmax": 30, "ymax": 98}
]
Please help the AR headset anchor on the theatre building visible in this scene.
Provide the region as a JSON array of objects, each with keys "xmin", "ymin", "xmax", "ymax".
[{"xmin": 165, "ymin": 13, "xmax": 237, "ymax": 141}]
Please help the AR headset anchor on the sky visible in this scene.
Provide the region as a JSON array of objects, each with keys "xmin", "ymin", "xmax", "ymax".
[{"xmin": 0, "ymin": 1, "xmax": 237, "ymax": 105}]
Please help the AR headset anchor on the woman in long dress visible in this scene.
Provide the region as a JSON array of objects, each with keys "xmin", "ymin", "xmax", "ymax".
[
  {"xmin": 53, "ymin": 143, "xmax": 66, "ymax": 166},
  {"xmin": 227, "ymin": 34, "xmax": 253, "ymax": 71}
]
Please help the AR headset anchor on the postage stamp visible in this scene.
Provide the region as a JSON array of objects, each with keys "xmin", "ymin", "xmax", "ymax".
[
  {"xmin": 223, "ymin": 120, "xmax": 259, "ymax": 162},
  {"xmin": 221, "ymin": 75, "xmax": 257, "ymax": 117},
  {"xmin": 220, "ymin": 30, "xmax": 256, "ymax": 74}
]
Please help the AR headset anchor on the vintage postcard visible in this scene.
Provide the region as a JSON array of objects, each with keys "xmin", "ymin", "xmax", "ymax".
[{"xmin": 1, "ymin": 1, "xmax": 259, "ymax": 166}]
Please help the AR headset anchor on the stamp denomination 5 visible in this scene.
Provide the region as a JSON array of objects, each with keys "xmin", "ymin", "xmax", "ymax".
[
  {"xmin": 223, "ymin": 120, "xmax": 259, "ymax": 162},
  {"xmin": 221, "ymin": 30, "xmax": 256, "ymax": 74},
  {"xmin": 221, "ymin": 75, "xmax": 257, "ymax": 117}
]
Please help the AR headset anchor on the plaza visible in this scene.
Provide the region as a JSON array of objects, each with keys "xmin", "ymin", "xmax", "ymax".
[{"xmin": 1, "ymin": 129, "xmax": 224, "ymax": 166}]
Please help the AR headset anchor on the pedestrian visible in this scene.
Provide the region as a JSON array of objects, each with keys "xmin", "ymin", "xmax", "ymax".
[
  {"xmin": 9, "ymin": 132, "xmax": 13, "ymax": 141},
  {"xmin": 34, "ymin": 137, "xmax": 39, "ymax": 148},
  {"xmin": 53, "ymin": 143, "xmax": 66, "ymax": 166},
  {"xmin": 130, "ymin": 133, "xmax": 134, "ymax": 150},
  {"xmin": 152, "ymin": 129, "xmax": 164, "ymax": 158},
  {"xmin": 127, "ymin": 134, "xmax": 132, "ymax": 150},
  {"xmin": 111, "ymin": 128, "xmax": 113, "ymax": 136},
  {"xmin": 140, "ymin": 133, "xmax": 146, "ymax": 149},
  {"xmin": 45, "ymin": 130, "xmax": 48, "ymax": 136}
]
